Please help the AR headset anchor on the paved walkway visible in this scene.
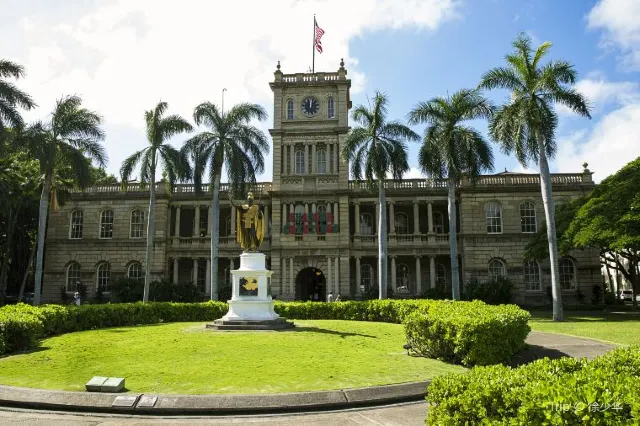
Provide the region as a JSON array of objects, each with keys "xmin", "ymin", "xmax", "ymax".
[{"xmin": 0, "ymin": 331, "xmax": 619, "ymax": 425}]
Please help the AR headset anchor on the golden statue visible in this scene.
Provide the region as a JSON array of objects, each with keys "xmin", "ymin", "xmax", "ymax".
[{"xmin": 232, "ymin": 192, "xmax": 265, "ymax": 251}]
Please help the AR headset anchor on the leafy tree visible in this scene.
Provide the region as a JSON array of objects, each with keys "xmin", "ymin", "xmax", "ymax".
[
  {"xmin": 479, "ymin": 33, "xmax": 591, "ymax": 321},
  {"xmin": 121, "ymin": 102, "xmax": 192, "ymax": 303},
  {"xmin": 181, "ymin": 102, "xmax": 268, "ymax": 300},
  {"xmin": 565, "ymin": 158, "xmax": 640, "ymax": 308},
  {"xmin": 22, "ymin": 95, "xmax": 107, "ymax": 305},
  {"xmin": 408, "ymin": 89, "xmax": 494, "ymax": 300},
  {"xmin": 0, "ymin": 59, "xmax": 36, "ymax": 131},
  {"xmin": 341, "ymin": 92, "xmax": 419, "ymax": 299}
]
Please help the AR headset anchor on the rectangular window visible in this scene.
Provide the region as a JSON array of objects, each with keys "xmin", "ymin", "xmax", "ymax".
[{"xmin": 70, "ymin": 211, "xmax": 83, "ymax": 239}]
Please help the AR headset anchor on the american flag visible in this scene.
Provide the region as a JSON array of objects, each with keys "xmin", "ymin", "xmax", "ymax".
[{"xmin": 314, "ymin": 18, "xmax": 325, "ymax": 53}]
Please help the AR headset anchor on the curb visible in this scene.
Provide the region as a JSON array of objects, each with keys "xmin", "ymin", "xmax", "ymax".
[{"xmin": 0, "ymin": 381, "xmax": 429, "ymax": 415}]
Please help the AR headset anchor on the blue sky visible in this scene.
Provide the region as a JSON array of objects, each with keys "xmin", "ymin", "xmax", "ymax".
[{"xmin": 4, "ymin": 0, "xmax": 639, "ymax": 183}]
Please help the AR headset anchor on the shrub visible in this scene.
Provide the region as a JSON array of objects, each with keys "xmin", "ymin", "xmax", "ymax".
[
  {"xmin": 462, "ymin": 276, "xmax": 513, "ymax": 305},
  {"xmin": 403, "ymin": 300, "xmax": 530, "ymax": 366},
  {"xmin": 426, "ymin": 346, "xmax": 640, "ymax": 425}
]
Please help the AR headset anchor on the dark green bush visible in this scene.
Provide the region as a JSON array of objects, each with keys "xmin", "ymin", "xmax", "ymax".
[
  {"xmin": 403, "ymin": 300, "xmax": 530, "ymax": 366},
  {"xmin": 426, "ymin": 346, "xmax": 640, "ymax": 425},
  {"xmin": 462, "ymin": 276, "xmax": 513, "ymax": 305}
]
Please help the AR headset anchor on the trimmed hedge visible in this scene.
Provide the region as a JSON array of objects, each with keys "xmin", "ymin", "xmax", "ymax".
[
  {"xmin": 403, "ymin": 300, "xmax": 530, "ymax": 366},
  {"xmin": 427, "ymin": 346, "xmax": 640, "ymax": 425},
  {"xmin": 0, "ymin": 300, "xmax": 530, "ymax": 368}
]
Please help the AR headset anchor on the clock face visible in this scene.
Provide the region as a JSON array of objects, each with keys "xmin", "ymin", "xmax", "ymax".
[{"xmin": 301, "ymin": 96, "xmax": 320, "ymax": 116}]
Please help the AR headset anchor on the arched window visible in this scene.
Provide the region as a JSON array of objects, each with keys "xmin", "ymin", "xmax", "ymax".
[
  {"xmin": 130, "ymin": 209, "xmax": 144, "ymax": 238},
  {"xmin": 397, "ymin": 263, "xmax": 410, "ymax": 289},
  {"xmin": 100, "ymin": 210, "xmax": 114, "ymax": 238},
  {"xmin": 523, "ymin": 260, "xmax": 541, "ymax": 291},
  {"xmin": 485, "ymin": 202, "xmax": 502, "ymax": 234},
  {"xmin": 436, "ymin": 264, "xmax": 446, "ymax": 287},
  {"xmin": 433, "ymin": 212, "xmax": 444, "ymax": 234},
  {"xmin": 488, "ymin": 259, "xmax": 506, "ymax": 279},
  {"xmin": 395, "ymin": 212, "xmax": 409, "ymax": 234},
  {"xmin": 127, "ymin": 262, "xmax": 143, "ymax": 280},
  {"xmin": 559, "ymin": 258, "xmax": 576, "ymax": 290},
  {"xmin": 295, "ymin": 149, "xmax": 305, "ymax": 174},
  {"xmin": 70, "ymin": 210, "xmax": 83, "ymax": 239},
  {"xmin": 317, "ymin": 149, "xmax": 327, "ymax": 174},
  {"xmin": 96, "ymin": 262, "xmax": 111, "ymax": 292},
  {"xmin": 361, "ymin": 264, "xmax": 373, "ymax": 290},
  {"xmin": 520, "ymin": 201, "xmax": 537, "ymax": 233},
  {"xmin": 360, "ymin": 213, "xmax": 373, "ymax": 235},
  {"xmin": 286, "ymin": 100, "xmax": 294, "ymax": 120},
  {"xmin": 327, "ymin": 97, "xmax": 335, "ymax": 118},
  {"xmin": 66, "ymin": 262, "xmax": 80, "ymax": 292}
]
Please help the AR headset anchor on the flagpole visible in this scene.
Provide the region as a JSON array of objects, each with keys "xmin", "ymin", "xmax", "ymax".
[{"xmin": 312, "ymin": 14, "xmax": 315, "ymax": 74}]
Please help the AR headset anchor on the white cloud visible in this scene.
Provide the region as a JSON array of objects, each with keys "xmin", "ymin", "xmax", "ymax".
[
  {"xmin": 557, "ymin": 76, "xmax": 640, "ymax": 116},
  {"xmin": 555, "ymin": 105, "xmax": 640, "ymax": 183},
  {"xmin": 587, "ymin": 0, "xmax": 640, "ymax": 70},
  {"xmin": 9, "ymin": 0, "xmax": 461, "ymax": 179}
]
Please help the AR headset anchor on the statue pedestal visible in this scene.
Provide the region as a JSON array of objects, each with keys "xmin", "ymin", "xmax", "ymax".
[{"xmin": 208, "ymin": 252, "xmax": 294, "ymax": 330}]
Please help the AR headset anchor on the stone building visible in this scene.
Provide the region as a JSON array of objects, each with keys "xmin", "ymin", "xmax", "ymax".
[{"xmin": 41, "ymin": 61, "xmax": 601, "ymax": 305}]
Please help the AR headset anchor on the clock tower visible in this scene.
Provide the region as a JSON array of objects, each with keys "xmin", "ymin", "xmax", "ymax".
[{"xmin": 269, "ymin": 59, "xmax": 352, "ymax": 192}]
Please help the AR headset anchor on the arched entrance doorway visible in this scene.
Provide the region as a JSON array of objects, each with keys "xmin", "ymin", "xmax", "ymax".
[{"xmin": 295, "ymin": 267, "xmax": 326, "ymax": 301}]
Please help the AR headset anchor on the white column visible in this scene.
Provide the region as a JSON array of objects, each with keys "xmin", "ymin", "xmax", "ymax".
[
  {"xmin": 281, "ymin": 258, "xmax": 287, "ymax": 296},
  {"xmin": 389, "ymin": 201, "xmax": 395, "ymax": 234},
  {"xmin": 413, "ymin": 201, "xmax": 420, "ymax": 234},
  {"xmin": 391, "ymin": 256, "xmax": 397, "ymax": 291},
  {"xmin": 312, "ymin": 144, "xmax": 317, "ymax": 174},
  {"xmin": 356, "ymin": 257, "xmax": 361, "ymax": 291},
  {"xmin": 194, "ymin": 205, "xmax": 200, "ymax": 237},
  {"xmin": 230, "ymin": 205, "xmax": 236, "ymax": 236},
  {"xmin": 334, "ymin": 256, "xmax": 339, "ymax": 294},
  {"xmin": 289, "ymin": 258, "xmax": 294, "ymax": 295},
  {"xmin": 430, "ymin": 256, "xmax": 436, "ymax": 288},
  {"xmin": 327, "ymin": 257, "xmax": 332, "ymax": 295},
  {"xmin": 174, "ymin": 206, "xmax": 181, "ymax": 237},
  {"xmin": 173, "ymin": 258, "xmax": 179, "ymax": 284},
  {"xmin": 290, "ymin": 145, "xmax": 295, "ymax": 175},
  {"xmin": 193, "ymin": 258, "xmax": 199, "ymax": 284},
  {"xmin": 374, "ymin": 202, "xmax": 379, "ymax": 235},
  {"xmin": 354, "ymin": 203, "xmax": 360, "ymax": 235},
  {"xmin": 416, "ymin": 256, "xmax": 422, "ymax": 295},
  {"xmin": 205, "ymin": 259, "xmax": 211, "ymax": 295},
  {"xmin": 304, "ymin": 144, "xmax": 310, "ymax": 174},
  {"xmin": 427, "ymin": 202, "xmax": 433, "ymax": 233}
]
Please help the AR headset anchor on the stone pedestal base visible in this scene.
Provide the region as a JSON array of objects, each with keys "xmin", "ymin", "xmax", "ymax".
[{"xmin": 210, "ymin": 251, "xmax": 294, "ymax": 330}]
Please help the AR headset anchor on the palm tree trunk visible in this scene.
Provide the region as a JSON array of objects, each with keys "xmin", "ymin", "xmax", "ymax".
[
  {"xmin": 142, "ymin": 173, "xmax": 156, "ymax": 303},
  {"xmin": 538, "ymin": 142, "xmax": 563, "ymax": 321},
  {"xmin": 378, "ymin": 181, "xmax": 388, "ymax": 299},
  {"xmin": 33, "ymin": 176, "xmax": 52, "ymax": 305},
  {"xmin": 447, "ymin": 178, "xmax": 460, "ymax": 300},
  {"xmin": 0, "ymin": 207, "xmax": 19, "ymax": 305},
  {"xmin": 18, "ymin": 241, "xmax": 36, "ymax": 302},
  {"xmin": 210, "ymin": 172, "xmax": 222, "ymax": 300}
]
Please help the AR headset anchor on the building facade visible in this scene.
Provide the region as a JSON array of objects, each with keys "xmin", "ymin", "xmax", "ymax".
[{"xmin": 41, "ymin": 61, "xmax": 602, "ymax": 305}]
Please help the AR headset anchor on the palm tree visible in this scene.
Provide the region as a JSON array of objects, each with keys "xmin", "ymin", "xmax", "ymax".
[
  {"xmin": 121, "ymin": 102, "xmax": 193, "ymax": 303},
  {"xmin": 181, "ymin": 102, "xmax": 268, "ymax": 300},
  {"xmin": 479, "ymin": 33, "xmax": 591, "ymax": 321},
  {"xmin": 342, "ymin": 92, "xmax": 419, "ymax": 299},
  {"xmin": 408, "ymin": 89, "xmax": 494, "ymax": 300},
  {"xmin": 24, "ymin": 95, "xmax": 107, "ymax": 305},
  {"xmin": 0, "ymin": 59, "xmax": 36, "ymax": 131}
]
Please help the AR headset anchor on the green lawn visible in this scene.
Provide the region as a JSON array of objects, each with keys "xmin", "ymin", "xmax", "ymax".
[
  {"xmin": 0, "ymin": 320, "xmax": 463, "ymax": 394},
  {"xmin": 529, "ymin": 311, "xmax": 640, "ymax": 346}
]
